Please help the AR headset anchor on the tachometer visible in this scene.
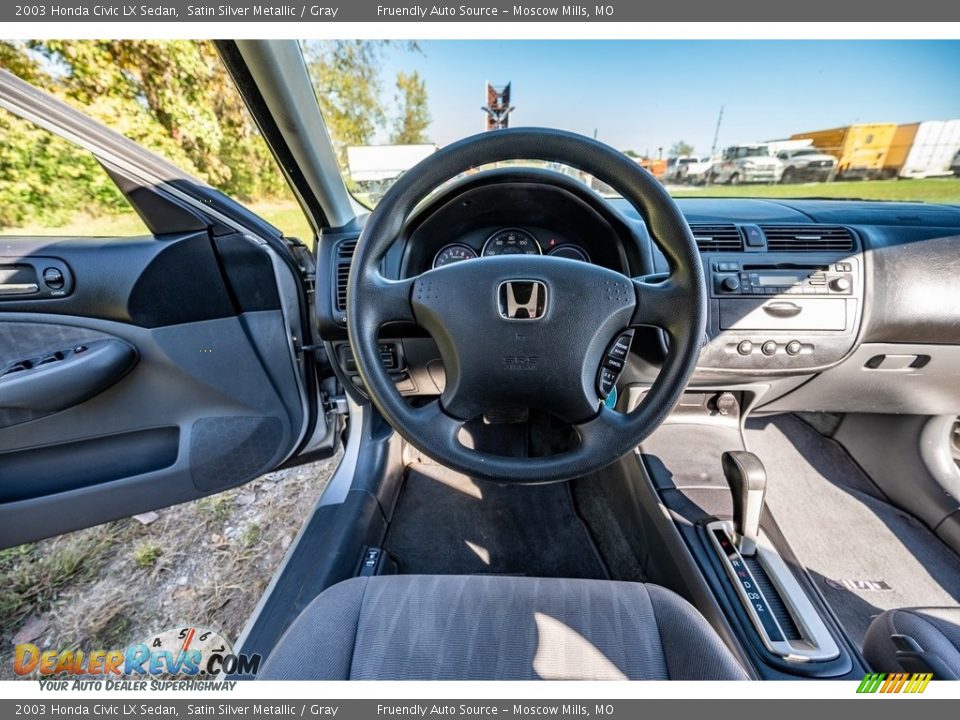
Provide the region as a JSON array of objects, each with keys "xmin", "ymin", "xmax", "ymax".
[
  {"xmin": 481, "ymin": 228, "xmax": 541, "ymax": 257},
  {"xmin": 433, "ymin": 243, "xmax": 478, "ymax": 268}
]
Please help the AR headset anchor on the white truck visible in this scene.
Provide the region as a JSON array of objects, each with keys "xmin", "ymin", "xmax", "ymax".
[
  {"xmin": 346, "ymin": 144, "xmax": 438, "ymax": 201},
  {"xmin": 678, "ymin": 156, "xmax": 715, "ymax": 185},
  {"xmin": 709, "ymin": 144, "xmax": 782, "ymax": 185}
]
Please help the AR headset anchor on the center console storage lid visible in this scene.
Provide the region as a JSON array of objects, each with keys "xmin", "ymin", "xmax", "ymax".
[{"xmin": 719, "ymin": 298, "xmax": 847, "ymax": 331}]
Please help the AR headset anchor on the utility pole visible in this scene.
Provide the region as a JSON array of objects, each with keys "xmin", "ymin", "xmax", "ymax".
[{"xmin": 710, "ymin": 105, "xmax": 724, "ymax": 157}]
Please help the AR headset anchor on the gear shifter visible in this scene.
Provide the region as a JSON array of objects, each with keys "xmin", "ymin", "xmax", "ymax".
[{"xmin": 721, "ymin": 451, "xmax": 767, "ymax": 556}]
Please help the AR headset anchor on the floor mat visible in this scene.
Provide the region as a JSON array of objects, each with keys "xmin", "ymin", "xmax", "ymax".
[
  {"xmin": 383, "ymin": 464, "xmax": 608, "ymax": 579},
  {"xmin": 745, "ymin": 414, "xmax": 960, "ymax": 647}
]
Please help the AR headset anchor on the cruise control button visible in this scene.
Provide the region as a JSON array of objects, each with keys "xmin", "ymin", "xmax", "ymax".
[
  {"xmin": 597, "ymin": 367, "xmax": 617, "ymax": 397},
  {"xmin": 608, "ymin": 335, "xmax": 631, "ymax": 360},
  {"xmin": 604, "ymin": 355, "xmax": 625, "ymax": 373}
]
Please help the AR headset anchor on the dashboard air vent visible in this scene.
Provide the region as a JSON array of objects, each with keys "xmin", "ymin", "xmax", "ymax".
[
  {"xmin": 334, "ymin": 239, "xmax": 358, "ymax": 312},
  {"xmin": 761, "ymin": 226, "xmax": 854, "ymax": 252},
  {"xmin": 689, "ymin": 223, "xmax": 743, "ymax": 252}
]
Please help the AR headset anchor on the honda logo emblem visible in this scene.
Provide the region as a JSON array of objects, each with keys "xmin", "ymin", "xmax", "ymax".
[{"xmin": 498, "ymin": 280, "xmax": 547, "ymax": 320}]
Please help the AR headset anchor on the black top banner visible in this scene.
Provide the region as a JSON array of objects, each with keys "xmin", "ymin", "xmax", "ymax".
[{"xmin": 3, "ymin": 0, "xmax": 960, "ymax": 22}]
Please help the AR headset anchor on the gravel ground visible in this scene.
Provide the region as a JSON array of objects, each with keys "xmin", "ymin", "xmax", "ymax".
[{"xmin": 0, "ymin": 455, "xmax": 339, "ymax": 680}]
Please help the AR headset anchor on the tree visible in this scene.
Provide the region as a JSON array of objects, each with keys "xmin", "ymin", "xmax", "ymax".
[
  {"xmin": 670, "ymin": 141, "xmax": 695, "ymax": 157},
  {"xmin": 622, "ymin": 149, "xmax": 640, "ymax": 158},
  {"xmin": 390, "ymin": 71, "xmax": 430, "ymax": 144},
  {"xmin": 23, "ymin": 40, "xmax": 288, "ymax": 201}
]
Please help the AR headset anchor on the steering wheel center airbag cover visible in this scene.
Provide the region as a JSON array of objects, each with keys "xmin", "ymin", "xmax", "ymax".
[{"xmin": 413, "ymin": 255, "xmax": 635, "ymax": 423}]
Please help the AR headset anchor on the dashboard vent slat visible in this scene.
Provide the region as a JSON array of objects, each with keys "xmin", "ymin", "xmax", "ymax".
[
  {"xmin": 334, "ymin": 239, "xmax": 358, "ymax": 313},
  {"xmin": 761, "ymin": 226, "xmax": 854, "ymax": 252},
  {"xmin": 337, "ymin": 238, "xmax": 358, "ymax": 259},
  {"xmin": 689, "ymin": 223, "xmax": 743, "ymax": 252}
]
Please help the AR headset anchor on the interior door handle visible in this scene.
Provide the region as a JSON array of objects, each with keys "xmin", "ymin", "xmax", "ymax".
[
  {"xmin": 762, "ymin": 301, "xmax": 802, "ymax": 318},
  {"xmin": 0, "ymin": 339, "xmax": 137, "ymax": 413},
  {"xmin": 0, "ymin": 283, "xmax": 39, "ymax": 296}
]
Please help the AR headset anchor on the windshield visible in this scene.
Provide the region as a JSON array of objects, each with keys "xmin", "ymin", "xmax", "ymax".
[{"xmin": 302, "ymin": 40, "xmax": 960, "ymax": 206}]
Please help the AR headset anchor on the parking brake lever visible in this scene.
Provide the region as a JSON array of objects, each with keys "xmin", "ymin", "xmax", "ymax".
[{"xmin": 721, "ymin": 451, "xmax": 767, "ymax": 556}]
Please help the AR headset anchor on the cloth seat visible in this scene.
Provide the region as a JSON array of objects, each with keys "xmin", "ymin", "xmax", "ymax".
[
  {"xmin": 258, "ymin": 574, "xmax": 748, "ymax": 680},
  {"xmin": 863, "ymin": 607, "xmax": 960, "ymax": 679}
]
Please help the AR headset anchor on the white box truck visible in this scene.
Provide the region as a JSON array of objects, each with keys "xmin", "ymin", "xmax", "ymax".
[
  {"xmin": 899, "ymin": 120, "xmax": 960, "ymax": 178},
  {"xmin": 346, "ymin": 144, "xmax": 438, "ymax": 201}
]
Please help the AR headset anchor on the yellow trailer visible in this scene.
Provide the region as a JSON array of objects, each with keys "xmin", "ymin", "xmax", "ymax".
[
  {"xmin": 882, "ymin": 123, "xmax": 920, "ymax": 178},
  {"xmin": 791, "ymin": 123, "xmax": 899, "ymax": 179}
]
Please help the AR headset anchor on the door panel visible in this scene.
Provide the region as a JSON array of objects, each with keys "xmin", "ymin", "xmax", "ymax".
[{"xmin": 0, "ymin": 232, "xmax": 308, "ymax": 547}]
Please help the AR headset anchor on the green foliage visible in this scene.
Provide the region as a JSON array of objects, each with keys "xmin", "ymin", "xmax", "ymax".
[
  {"xmin": 303, "ymin": 41, "xmax": 387, "ymax": 168},
  {"xmin": 0, "ymin": 39, "xmax": 427, "ymax": 231},
  {"xmin": 670, "ymin": 140, "xmax": 695, "ymax": 157},
  {"xmin": 31, "ymin": 40, "xmax": 287, "ymax": 201},
  {"xmin": 0, "ymin": 40, "xmax": 290, "ymax": 230},
  {"xmin": 132, "ymin": 543, "xmax": 163, "ymax": 569},
  {"xmin": 391, "ymin": 71, "xmax": 431, "ymax": 145},
  {"xmin": 303, "ymin": 41, "xmax": 426, "ymax": 168},
  {"xmin": 0, "ymin": 107, "xmax": 130, "ymax": 228}
]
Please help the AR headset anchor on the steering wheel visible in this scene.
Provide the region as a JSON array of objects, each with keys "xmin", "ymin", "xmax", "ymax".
[{"xmin": 347, "ymin": 128, "xmax": 706, "ymax": 483}]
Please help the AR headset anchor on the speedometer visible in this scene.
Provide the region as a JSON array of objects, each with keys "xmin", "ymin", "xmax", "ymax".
[
  {"xmin": 481, "ymin": 228, "xmax": 541, "ymax": 257},
  {"xmin": 433, "ymin": 243, "xmax": 478, "ymax": 268}
]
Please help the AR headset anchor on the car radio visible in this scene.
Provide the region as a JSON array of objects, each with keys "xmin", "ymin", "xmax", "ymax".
[{"xmin": 712, "ymin": 261, "xmax": 854, "ymax": 296}]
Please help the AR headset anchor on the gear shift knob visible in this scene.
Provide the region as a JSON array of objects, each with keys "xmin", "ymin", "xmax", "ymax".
[{"xmin": 721, "ymin": 451, "xmax": 767, "ymax": 556}]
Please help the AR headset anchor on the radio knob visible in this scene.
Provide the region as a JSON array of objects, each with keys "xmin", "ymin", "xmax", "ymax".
[
  {"xmin": 830, "ymin": 276, "xmax": 851, "ymax": 292},
  {"xmin": 721, "ymin": 276, "xmax": 740, "ymax": 292}
]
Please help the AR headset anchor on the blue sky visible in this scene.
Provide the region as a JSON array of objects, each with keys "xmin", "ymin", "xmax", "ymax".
[{"xmin": 376, "ymin": 40, "xmax": 960, "ymax": 155}]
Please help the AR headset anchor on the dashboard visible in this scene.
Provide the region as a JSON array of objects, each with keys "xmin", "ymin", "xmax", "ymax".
[
  {"xmin": 398, "ymin": 168, "xmax": 638, "ymax": 278},
  {"xmin": 316, "ymin": 167, "xmax": 960, "ymax": 417},
  {"xmin": 431, "ymin": 226, "xmax": 591, "ymax": 269}
]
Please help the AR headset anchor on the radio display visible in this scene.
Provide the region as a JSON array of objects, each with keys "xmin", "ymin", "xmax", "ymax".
[{"xmin": 755, "ymin": 271, "xmax": 808, "ymax": 286}]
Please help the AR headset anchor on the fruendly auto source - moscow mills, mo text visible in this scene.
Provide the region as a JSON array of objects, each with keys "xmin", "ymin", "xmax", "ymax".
[{"xmin": 376, "ymin": 5, "xmax": 604, "ymax": 17}]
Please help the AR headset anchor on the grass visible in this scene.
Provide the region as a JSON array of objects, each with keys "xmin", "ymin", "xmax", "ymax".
[
  {"xmin": 0, "ymin": 523, "xmax": 133, "ymax": 631},
  {"xmin": 671, "ymin": 176, "xmax": 960, "ymax": 203},
  {"xmin": 132, "ymin": 543, "xmax": 163, "ymax": 569},
  {"xmin": 241, "ymin": 523, "xmax": 263, "ymax": 548},
  {"xmin": 197, "ymin": 495, "xmax": 233, "ymax": 523},
  {"xmin": 3, "ymin": 179, "xmax": 956, "ymax": 246},
  {"xmin": 0, "ymin": 457, "xmax": 339, "ymax": 678},
  {"xmin": 0, "ymin": 198, "xmax": 314, "ymax": 245}
]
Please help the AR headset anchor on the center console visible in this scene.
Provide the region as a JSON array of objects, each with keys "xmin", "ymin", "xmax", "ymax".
[
  {"xmin": 634, "ymin": 393, "xmax": 865, "ymax": 679},
  {"xmin": 694, "ymin": 224, "xmax": 864, "ymax": 373}
]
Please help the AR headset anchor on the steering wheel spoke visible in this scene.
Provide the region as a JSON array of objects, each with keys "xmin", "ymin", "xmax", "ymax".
[
  {"xmin": 630, "ymin": 275, "xmax": 688, "ymax": 332},
  {"xmin": 575, "ymin": 405, "xmax": 633, "ymax": 448},
  {"xmin": 365, "ymin": 273, "xmax": 416, "ymax": 326},
  {"xmin": 410, "ymin": 398, "xmax": 465, "ymax": 445}
]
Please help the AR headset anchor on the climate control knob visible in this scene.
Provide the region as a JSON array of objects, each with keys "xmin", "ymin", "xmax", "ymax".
[{"xmin": 830, "ymin": 276, "xmax": 851, "ymax": 292}]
